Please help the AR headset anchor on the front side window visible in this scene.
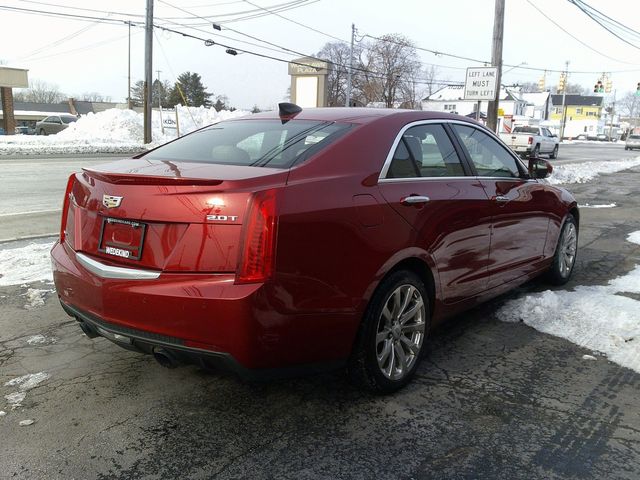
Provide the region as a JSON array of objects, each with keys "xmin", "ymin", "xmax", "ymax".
[
  {"xmin": 452, "ymin": 124, "xmax": 521, "ymax": 178},
  {"xmin": 143, "ymin": 119, "xmax": 350, "ymax": 168},
  {"xmin": 386, "ymin": 124, "xmax": 466, "ymax": 179}
]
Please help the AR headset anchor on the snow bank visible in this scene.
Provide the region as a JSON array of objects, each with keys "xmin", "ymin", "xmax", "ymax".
[
  {"xmin": 0, "ymin": 241, "xmax": 55, "ymax": 286},
  {"xmin": 498, "ymin": 232, "xmax": 640, "ymax": 374},
  {"xmin": 0, "ymin": 106, "xmax": 249, "ymax": 155},
  {"xmin": 548, "ymin": 157, "xmax": 640, "ymax": 184}
]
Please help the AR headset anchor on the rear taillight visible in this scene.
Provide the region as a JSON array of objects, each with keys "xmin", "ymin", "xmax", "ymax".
[
  {"xmin": 236, "ymin": 189, "xmax": 278, "ymax": 284},
  {"xmin": 59, "ymin": 174, "xmax": 76, "ymax": 243},
  {"xmin": 528, "ymin": 136, "xmax": 533, "ymax": 145}
]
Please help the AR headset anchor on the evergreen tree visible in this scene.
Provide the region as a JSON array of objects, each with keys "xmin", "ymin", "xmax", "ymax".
[{"xmin": 167, "ymin": 72, "xmax": 212, "ymax": 107}]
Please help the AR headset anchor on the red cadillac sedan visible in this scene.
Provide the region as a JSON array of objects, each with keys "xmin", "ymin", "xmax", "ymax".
[{"xmin": 51, "ymin": 105, "xmax": 578, "ymax": 393}]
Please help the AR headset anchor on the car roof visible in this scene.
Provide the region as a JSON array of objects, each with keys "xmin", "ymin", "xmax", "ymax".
[{"xmin": 239, "ymin": 107, "xmax": 479, "ymax": 126}]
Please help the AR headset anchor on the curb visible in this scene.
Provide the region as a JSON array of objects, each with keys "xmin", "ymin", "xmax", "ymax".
[{"xmin": 0, "ymin": 233, "xmax": 58, "ymax": 244}]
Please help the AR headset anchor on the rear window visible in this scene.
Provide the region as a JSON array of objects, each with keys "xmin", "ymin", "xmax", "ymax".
[
  {"xmin": 512, "ymin": 126, "xmax": 539, "ymax": 134},
  {"xmin": 143, "ymin": 119, "xmax": 350, "ymax": 168},
  {"xmin": 61, "ymin": 116, "xmax": 77, "ymax": 124},
  {"xmin": 629, "ymin": 135, "xmax": 640, "ymax": 140}
]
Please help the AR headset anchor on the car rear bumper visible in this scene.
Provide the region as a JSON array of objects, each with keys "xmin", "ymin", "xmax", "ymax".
[{"xmin": 51, "ymin": 241, "xmax": 350, "ymax": 377}]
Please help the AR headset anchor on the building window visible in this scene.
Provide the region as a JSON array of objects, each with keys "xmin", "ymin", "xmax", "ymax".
[
  {"xmin": 576, "ymin": 108, "xmax": 583, "ymax": 114},
  {"xmin": 444, "ymin": 104, "xmax": 457, "ymax": 111},
  {"xmin": 554, "ymin": 107, "xmax": 563, "ymax": 114},
  {"xmin": 587, "ymin": 111, "xmax": 596, "ymax": 116}
]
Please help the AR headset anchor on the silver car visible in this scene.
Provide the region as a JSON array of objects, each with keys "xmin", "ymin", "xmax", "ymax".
[
  {"xmin": 36, "ymin": 115, "xmax": 77, "ymax": 135},
  {"xmin": 625, "ymin": 134, "xmax": 640, "ymax": 151}
]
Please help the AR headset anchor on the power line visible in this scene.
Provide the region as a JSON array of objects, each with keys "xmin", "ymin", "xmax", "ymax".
[
  {"xmin": 241, "ymin": 0, "xmax": 347, "ymax": 43},
  {"xmin": 525, "ymin": 0, "xmax": 637, "ymax": 65},
  {"xmin": 568, "ymin": 0, "xmax": 640, "ymax": 51}
]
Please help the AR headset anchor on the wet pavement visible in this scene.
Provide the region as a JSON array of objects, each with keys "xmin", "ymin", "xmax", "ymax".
[{"xmin": 1, "ymin": 154, "xmax": 639, "ymax": 479}]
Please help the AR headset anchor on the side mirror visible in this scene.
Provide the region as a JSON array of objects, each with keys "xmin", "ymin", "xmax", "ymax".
[{"xmin": 529, "ymin": 158, "xmax": 553, "ymax": 179}]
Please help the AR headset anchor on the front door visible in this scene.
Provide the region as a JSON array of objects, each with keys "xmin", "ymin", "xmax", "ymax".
[
  {"xmin": 377, "ymin": 122, "xmax": 492, "ymax": 304},
  {"xmin": 450, "ymin": 124, "xmax": 552, "ymax": 288}
]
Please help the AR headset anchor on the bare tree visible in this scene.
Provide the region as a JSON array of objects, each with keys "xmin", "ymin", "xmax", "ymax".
[
  {"xmin": 352, "ymin": 34, "xmax": 421, "ymax": 108},
  {"xmin": 316, "ymin": 42, "xmax": 354, "ymax": 107},
  {"xmin": 13, "ymin": 79, "xmax": 65, "ymax": 103},
  {"xmin": 421, "ymin": 65, "xmax": 443, "ymax": 99},
  {"xmin": 618, "ymin": 92, "xmax": 639, "ymax": 118},
  {"xmin": 551, "ymin": 82, "xmax": 590, "ymax": 95},
  {"xmin": 518, "ymin": 82, "xmax": 540, "ymax": 93}
]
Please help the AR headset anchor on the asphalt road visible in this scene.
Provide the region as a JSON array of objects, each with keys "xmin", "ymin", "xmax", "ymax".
[
  {"xmin": 0, "ymin": 154, "xmax": 125, "ymax": 241},
  {"xmin": 1, "ymin": 144, "xmax": 639, "ymax": 479}
]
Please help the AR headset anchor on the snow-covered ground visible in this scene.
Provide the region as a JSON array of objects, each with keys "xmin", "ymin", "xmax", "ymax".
[
  {"xmin": 0, "ymin": 106, "xmax": 249, "ymax": 155},
  {"xmin": 498, "ymin": 231, "xmax": 640, "ymax": 374},
  {"xmin": 547, "ymin": 157, "xmax": 640, "ymax": 185},
  {"xmin": 0, "ymin": 241, "xmax": 54, "ymax": 286}
]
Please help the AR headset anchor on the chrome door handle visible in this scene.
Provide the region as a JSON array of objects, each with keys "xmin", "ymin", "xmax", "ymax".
[
  {"xmin": 401, "ymin": 195, "xmax": 430, "ymax": 205},
  {"xmin": 494, "ymin": 195, "xmax": 509, "ymax": 202}
]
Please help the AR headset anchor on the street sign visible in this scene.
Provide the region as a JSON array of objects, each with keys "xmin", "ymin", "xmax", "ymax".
[{"xmin": 464, "ymin": 67, "xmax": 498, "ymax": 100}]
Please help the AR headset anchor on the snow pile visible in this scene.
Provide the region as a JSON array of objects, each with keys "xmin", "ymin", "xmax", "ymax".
[
  {"xmin": 26, "ymin": 334, "xmax": 55, "ymax": 345},
  {"xmin": 579, "ymin": 203, "xmax": 617, "ymax": 209},
  {"xmin": 5, "ymin": 372, "xmax": 50, "ymax": 391},
  {"xmin": 23, "ymin": 288, "xmax": 53, "ymax": 309},
  {"xmin": 5, "ymin": 392, "xmax": 26, "ymax": 408},
  {"xmin": 498, "ymin": 231, "xmax": 640, "ymax": 374},
  {"xmin": 0, "ymin": 106, "xmax": 249, "ymax": 155},
  {"xmin": 548, "ymin": 157, "xmax": 640, "ymax": 184},
  {"xmin": 0, "ymin": 241, "xmax": 55, "ymax": 286}
]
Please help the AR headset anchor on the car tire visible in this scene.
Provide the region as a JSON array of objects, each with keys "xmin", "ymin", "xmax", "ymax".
[
  {"xmin": 549, "ymin": 145, "xmax": 558, "ymax": 159},
  {"xmin": 348, "ymin": 270, "xmax": 429, "ymax": 394},
  {"xmin": 531, "ymin": 144, "xmax": 540, "ymax": 158},
  {"xmin": 546, "ymin": 214, "xmax": 578, "ymax": 286},
  {"xmin": 625, "ymin": 147, "xmax": 629, "ymax": 151}
]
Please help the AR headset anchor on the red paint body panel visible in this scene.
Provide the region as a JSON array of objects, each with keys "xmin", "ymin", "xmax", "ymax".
[{"xmin": 51, "ymin": 108, "xmax": 578, "ymax": 375}]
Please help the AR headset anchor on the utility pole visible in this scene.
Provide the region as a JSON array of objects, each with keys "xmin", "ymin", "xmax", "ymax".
[
  {"xmin": 127, "ymin": 21, "xmax": 132, "ymax": 110},
  {"xmin": 143, "ymin": 0, "xmax": 154, "ymax": 144},
  {"xmin": 560, "ymin": 60, "xmax": 569, "ymax": 141},
  {"xmin": 345, "ymin": 23, "xmax": 355, "ymax": 107},
  {"xmin": 487, "ymin": 0, "xmax": 505, "ymax": 132},
  {"xmin": 155, "ymin": 70, "xmax": 162, "ymax": 109},
  {"xmin": 609, "ymin": 89, "xmax": 616, "ymax": 140}
]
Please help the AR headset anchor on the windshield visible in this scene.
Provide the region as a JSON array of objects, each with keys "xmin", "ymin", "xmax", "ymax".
[
  {"xmin": 61, "ymin": 116, "xmax": 77, "ymax": 124},
  {"xmin": 143, "ymin": 119, "xmax": 350, "ymax": 168},
  {"xmin": 629, "ymin": 135, "xmax": 640, "ymax": 140}
]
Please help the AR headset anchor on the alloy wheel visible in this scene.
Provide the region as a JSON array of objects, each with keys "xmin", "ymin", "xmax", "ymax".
[
  {"xmin": 375, "ymin": 284, "xmax": 426, "ymax": 381},
  {"xmin": 559, "ymin": 222, "xmax": 577, "ymax": 277}
]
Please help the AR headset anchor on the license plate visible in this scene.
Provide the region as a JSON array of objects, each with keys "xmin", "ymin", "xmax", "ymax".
[{"xmin": 98, "ymin": 217, "xmax": 147, "ymax": 261}]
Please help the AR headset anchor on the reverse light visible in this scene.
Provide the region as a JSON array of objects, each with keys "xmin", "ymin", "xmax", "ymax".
[
  {"xmin": 236, "ymin": 190, "xmax": 278, "ymax": 284},
  {"xmin": 59, "ymin": 174, "xmax": 76, "ymax": 244}
]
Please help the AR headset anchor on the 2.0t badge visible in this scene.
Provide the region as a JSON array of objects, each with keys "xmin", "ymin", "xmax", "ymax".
[{"xmin": 103, "ymin": 194, "xmax": 123, "ymax": 209}]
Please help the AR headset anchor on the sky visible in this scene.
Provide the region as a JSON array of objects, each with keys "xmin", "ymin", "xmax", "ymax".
[{"xmin": 2, "ymin": 0, "xmax": 640, "ymax": 110}]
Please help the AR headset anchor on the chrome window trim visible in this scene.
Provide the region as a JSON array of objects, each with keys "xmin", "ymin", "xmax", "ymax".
[
  {"xmin": 76, "ymin": 252, "xmax": 161, "ymax": 280},
  {"xmin": 378, "ymin": 119, "xmax": 469, "ymax": 181}
]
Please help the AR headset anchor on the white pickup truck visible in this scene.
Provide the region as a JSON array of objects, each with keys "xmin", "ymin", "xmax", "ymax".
[{"xmin": 499, "ymin": 126, "xmax": 559, "ymax": 159}]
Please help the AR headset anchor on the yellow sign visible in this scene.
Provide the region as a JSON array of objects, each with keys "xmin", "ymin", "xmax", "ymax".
[{"xmin": 498, "ymin": 108, "xmax": 505, "ymax": 117}]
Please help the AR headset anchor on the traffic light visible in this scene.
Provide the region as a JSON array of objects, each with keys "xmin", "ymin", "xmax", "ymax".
[
  {"xmin": 636, "ymin": 82, "xmax": 640, "ymax": 97},
  {"xmin": 537, "ymin": 76, "xmax": 546, "ymax": 91},
  {"xmin": 593, "ymin": 80, "xmax": 604, "ymax": 93},
  {"xmin": 558, "ymin": 74, "xmax": 565, "ymax": 92},
  {"xmin": 605, "ymin": 79, "xmax": 612, "ymax": 93}
]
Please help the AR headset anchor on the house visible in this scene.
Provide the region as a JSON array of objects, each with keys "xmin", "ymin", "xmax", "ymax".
[
  {"xmin": 521, "ymin": 92, "xmax": 551, "ymax": 120},
  {"xmin": 421, "ymin": 85, "xmax": 528, "ymax": 132},
  {"xmin": 549, "ymin": 94, "xmax": 603, "ymax": 138}
]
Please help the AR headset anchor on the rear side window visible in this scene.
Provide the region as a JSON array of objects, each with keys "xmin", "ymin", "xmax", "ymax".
[
  {"xmin": 386, "ymin": 124, "xmax": 466, "ymax": 178},
  {"xmin": 513, "ymin": 126, "xmax": 538, "ymax": 134},
  {"xmin": 61, "ymin": 116, "xmax": 77, "ymax": 124},
  {"xmin": 143, "ymin": 119, "xmax": 350, "ymax": 168},
  {"xmin": 452, "ymin": 124, "xmax": 521, "ymax": 178}
]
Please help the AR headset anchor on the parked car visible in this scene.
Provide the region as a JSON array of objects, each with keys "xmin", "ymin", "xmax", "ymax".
[
  {"xmin": 499, "ymin": 125, "xmax": 559, "ymax": 159},
  {"xmin": 625, "ymin": 134, "xmax": 640, "ymax": 150},
  {"xmin": 51, "ymin": 106, "xmax": 579, "ymax": 393},
  {"xmin": 35, "ymin": 114, "xmax": 77, "ymax": 135},
  {"xmin": 15, "ymin": 126, "xmax": 35, "ymax": 135}
]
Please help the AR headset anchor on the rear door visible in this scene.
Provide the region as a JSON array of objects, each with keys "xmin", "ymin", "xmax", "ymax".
[
  {"xmin": 377, "ymin": 121, "xmax": 492, "ymax": 304},
  {"xmin": 450, "ymin": 123, "xmax": 553, "ymax": 288}
]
